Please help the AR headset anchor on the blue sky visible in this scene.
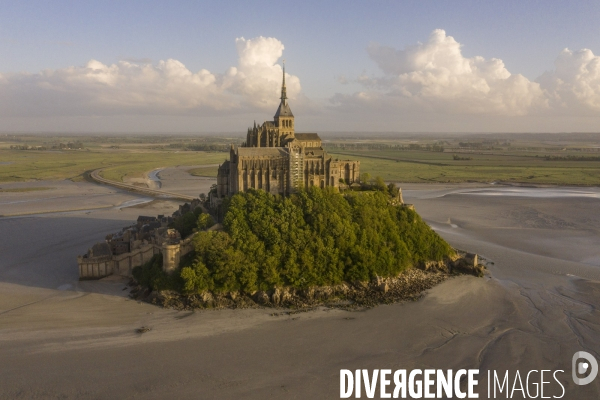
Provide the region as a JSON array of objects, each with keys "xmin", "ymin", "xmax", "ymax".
[{"xmin": 1, "ymin": 1, "xmax": 600, "ymax": 132}]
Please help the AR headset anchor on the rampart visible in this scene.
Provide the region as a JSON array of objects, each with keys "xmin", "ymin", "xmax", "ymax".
[{"xmin": 78, "ymin": 236, "xmax": 195, "ymax": 280}]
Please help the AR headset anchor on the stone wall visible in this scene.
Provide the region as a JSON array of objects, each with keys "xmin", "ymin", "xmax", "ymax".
[
  {"xmin": 113, "ymin": 244, "xmax": 160, "ymax": 277},
  {"xmin": 78, "ymin": 255, "xmax": 113, "ymax": 280},
  {"xmin": 78, "ymin": 238, "xmax": 195, "ymax": 280}
]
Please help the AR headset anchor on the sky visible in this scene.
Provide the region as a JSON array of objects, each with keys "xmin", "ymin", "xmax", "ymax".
[{"xmin": 1, "ymin": 0, "xmax": 600, "ymax": 133}]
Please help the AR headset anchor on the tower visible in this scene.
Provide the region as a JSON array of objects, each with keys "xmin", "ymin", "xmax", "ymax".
[{"xmin": 274, "ymin": 61, "xmax": 294, "ymax": 137}]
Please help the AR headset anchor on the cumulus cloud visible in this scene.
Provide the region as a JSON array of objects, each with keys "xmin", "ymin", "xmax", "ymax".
[
  {"xmin": 223, "ymin": 37, "xmax": 301, "ymax": 108},
  {"xmin": 538, "ymin": 48, "xmax": 600, "ymax": 113},
  {"xmin": 332, "ymin": 29, "xmax": 600, "ymax": 126},
  {"xmin": 0, "ymin": 36, "xmax": 300, "ymax": 117},
  {"xmin": 334, "ymin": 29, "xmax": 547, "ymax": 116}
]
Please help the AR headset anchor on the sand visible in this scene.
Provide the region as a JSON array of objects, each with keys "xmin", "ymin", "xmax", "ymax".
[
  {"xmin": 153, "ymin": 164, "xmax": 219, "ymax": 198},
  {"xmin": 0, "ymin": 173, "xmax": 599, "ymax": 399}
]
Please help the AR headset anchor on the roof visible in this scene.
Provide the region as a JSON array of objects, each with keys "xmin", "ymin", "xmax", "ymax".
[
  {"xmin": 274, "ymin": 101, "xmax": 294, "ymax": 118},
  {"xmin": 303, "ymin": 148, "xmax": 326, "ymax": 157},
  {"xmin": 237, "ymin": 147, "xmax": 289, "ymax": 158},
  {"xmin": 295, "ymin": 133, "xmax": 321, "ymax": 141},
  {"xmin": 91, "ymin": 242, "xmax": 112, "ymax": 257}
]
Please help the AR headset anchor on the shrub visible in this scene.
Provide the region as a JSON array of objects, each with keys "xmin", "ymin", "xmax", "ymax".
[
  {"xmin": 170, "ymin": 211, "xmax": 198, "ymax": 238},
  {"xmin": 132, "ymin": 254, "xmax": 183, "ymax": 292},
  {"xmin": 197, "ymin": 213, "xmax": 215, "ymax": 230}
]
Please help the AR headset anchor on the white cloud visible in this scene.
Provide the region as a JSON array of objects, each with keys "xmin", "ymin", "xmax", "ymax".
[
  {"xmin": 3, "ymin": 30, "xmax": 600, "ymax": 132},
  {"xmin": 223, "ymin": 37, "xmax": 301, "ymax": 108},
  {"xmin": 334, "ymin": 29, "xmax": 547, "ymax": 116},
  {"xmin": 538, "ymin": 48, "xmax": 600, "ymax": 113},
  {"xmin": 0, "ymin": 36, "xmax": 300, "ymax": 117},
  {"xmin": 332, "ymin": 29, "xmax": 600, "ymax": 130}
]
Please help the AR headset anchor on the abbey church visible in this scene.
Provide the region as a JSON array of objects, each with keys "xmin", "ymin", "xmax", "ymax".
[{"xmin": 216, "ymin": 66, "xmax": 360, "ymax": 198}]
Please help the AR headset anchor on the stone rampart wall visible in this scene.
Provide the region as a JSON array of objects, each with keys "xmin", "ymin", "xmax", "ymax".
[{"xmin": 78, "ymin": 237, "xmax": 196, "ymax": 280}]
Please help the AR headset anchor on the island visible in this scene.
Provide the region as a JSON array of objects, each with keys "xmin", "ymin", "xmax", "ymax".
[{"xmin": 77, "ymin": 67, "xmax": 484, "ymax": 310}]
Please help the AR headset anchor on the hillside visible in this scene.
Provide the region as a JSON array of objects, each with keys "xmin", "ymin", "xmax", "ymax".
[{"xmin": 133, "ymin": 186, "xmax": 461, "ymax": 307}]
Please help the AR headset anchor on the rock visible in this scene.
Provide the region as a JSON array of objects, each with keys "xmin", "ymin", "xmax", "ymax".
[
  {"xmin": 201, "ymin": 292, "xmax": 212, "ymax": 302},
  {"xmin": 314, "ymin": 287, "xmax": 333, "ymax": 301},
  {"xmin": 437, "ymin": 261, "xmax": 450, "ymax": 274},
  {"xmin": 419, "ymin": 260, "xmax": 449, "ymax": 273},
  {"xmin": 154, "ymin": 290, "xmax": 184, "ymax": 309},
  {"xmin": 353, "ymin": 280, "xmax": 368, "ymax": 290},
  {"xmin": 280, "ymin": 288, "xmax": 293, "ymax": 304},
  {"xmin": 271, "ymin": 288, "xmax": 282, "ymax": 305},
  {"xmin": 200, "ymin": 291, "xmax": 214, "ymax": 307},
  {"xmin": 146, "ymin": 290, "xmax": 160, "ymax": 304},
  {"xmin": 417, "ymin": 262, "xmax": 427, "ymax": 271},
  {"xmin": 465, "ymin": 253, "xmax": 478, "ymax": 267},
  {"xmin": 254, "ymin": 291, "xmax": 270, "ymax": 305},
  {"xmin": 188, "ymin": 295, "xmax": 203, "ymax": 308},
  {"xmin": 473, "ymin": 264, "xmax": 486, "ymax": 277},
  {"xmin": 333, "ymin": 283, "xmax": 350, "ymax": 295},
  {"xmin": 134, "ymin": 263, "xmax": 456, "ymax": 311},
  {"xmin": 136, "ymin": 287, "xmax": 151, "ymax": 300},
  {"xmin": 451, "ymin": 257, "xmax": 485, "ymax": 277},
  {"xmin": 378, "ymin": 282, "xmax": 389, "ymax": 293},
  {"xmin": 301, "ymin": 287, "xmax": 315, "ymax": 301},
  {"xmin": 372, "ymin": 275, "xmax": 384, "ymax": 286},
  {"xmin": 212, "ymin": 293, "xmax": 231, "ymax": 308}
]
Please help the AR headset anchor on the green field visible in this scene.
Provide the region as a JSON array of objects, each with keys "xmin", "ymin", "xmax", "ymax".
[
  {"xmin": 0, "ymin": 149, "xmax": 226, "ymax": 183},
  {"xmin": 0, "ymin": 187, "xmax": 53, "ymax": 192},
  {"xmin": 1, "ymin": 133, "xmax": 600, "ymax": 186},
  {"xmin": 98, "ymin": 152, "xmax": 226, "ymax": 182},
  {"xmin": 187, "ymin": 166, "xmax": 219, "ymax": 177},
  {"xmin": 330, "ymin": 150, "xmax": 600, "ymax": 185}
]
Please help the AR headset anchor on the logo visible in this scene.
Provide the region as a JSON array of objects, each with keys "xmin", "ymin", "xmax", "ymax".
[
  {"xmin": 572, "ymin": 351, "xmax": 598, "ymax": 386},
  {"xmin": 338, "ymin": 352, "xmax": 598, "ymax": 398}
]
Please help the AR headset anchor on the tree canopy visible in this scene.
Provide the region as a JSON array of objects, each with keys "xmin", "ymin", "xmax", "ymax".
[{"xmin": 178, "ymin": 187, "xmax": 454, "ymax": 294}]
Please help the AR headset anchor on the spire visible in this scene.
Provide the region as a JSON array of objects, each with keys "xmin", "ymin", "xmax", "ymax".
[
  {"xmin": 280, "ymin": 60, "xmax": 287, "ymax": 104},
  {"xmin": 274, "ymin": 60, "xmax": 293, "ymax": 119}
]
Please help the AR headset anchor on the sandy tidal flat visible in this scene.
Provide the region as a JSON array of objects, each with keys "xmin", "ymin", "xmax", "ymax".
[{"xmin": 0, "ymin": 173, "xmax": 599, "ymax": 399}]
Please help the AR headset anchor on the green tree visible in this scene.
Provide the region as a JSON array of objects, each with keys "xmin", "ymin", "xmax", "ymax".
[
  {"xmin": 360, "ymin": 172, "xmax": 371, "ymax": 186},
  {"xmin": 374, "ymin": 176, "xmax": 387, "ymax": 193},
  {"xmin": 180, "ymin": 259, "xmax": 213, "ymax": 294},
  {"xmin": 197, "ymin": 213, "xmax": 215, "ymax": 230},
  {"xmin": 170, "ymin": 211, "xmax": 198, "ymax": 238},
  {"xmin": 175, "ymin": 186, "xmax": 454, "ymax": 294}
]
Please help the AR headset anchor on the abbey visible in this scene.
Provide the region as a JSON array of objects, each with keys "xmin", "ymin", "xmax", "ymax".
[{"xmin": 216, "ymin": 66, "xmax": 360, "ymax": 198}]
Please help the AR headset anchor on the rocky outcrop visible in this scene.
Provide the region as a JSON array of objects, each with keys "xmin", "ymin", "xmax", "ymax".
[
  {"xmin": 417, "ymin": 253, "xmax": 486, "ymax": 278},
  {"xmin": 129, "ymin": 268, "xmax": 459, "ymax": 311},
  {"xmin": 451, "ymin": 258, "xmax": 485, "ymax": 277}
]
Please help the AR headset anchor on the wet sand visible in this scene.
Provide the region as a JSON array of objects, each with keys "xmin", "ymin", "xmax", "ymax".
[{"xmin": 0, "ymin": 174, "xmax": 599, "ymax": 399}]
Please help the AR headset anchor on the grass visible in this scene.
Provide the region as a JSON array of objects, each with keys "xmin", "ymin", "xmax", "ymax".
[
  {"xmin": 2, "ymin": 134, "xmax": 600, "ymax": 187},
  {"xmin": 0, "ymin": 149, "xmax": 227, "ymax": 183},
  {"xmin": 99, "ymin": 152, "xmax": 226, "ymax": 182},
  {"xmin": 331, "ymin": 150, "xmax": 600, "ymax": 186},
  {"xmin": 187, "ymin": 166, "xmax": 218, "ymax": 177},
  {"xmin": 0, "ymin": 186, "xmax": 53, "ymax": 192}
]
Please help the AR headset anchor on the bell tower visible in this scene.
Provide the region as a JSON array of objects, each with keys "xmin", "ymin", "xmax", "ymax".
[{"xmin": 274, "ymin": 61, "xmax": 294, "ymax": 137}]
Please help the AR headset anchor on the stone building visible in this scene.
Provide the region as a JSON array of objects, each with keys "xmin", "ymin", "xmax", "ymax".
[
  {"xmin": 216, "ymin": 65, "xmax": 359, "ymax": 198},
  {"xmin": 78, "ymin": 203, "xmax": 198, "ymax": 279}
]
